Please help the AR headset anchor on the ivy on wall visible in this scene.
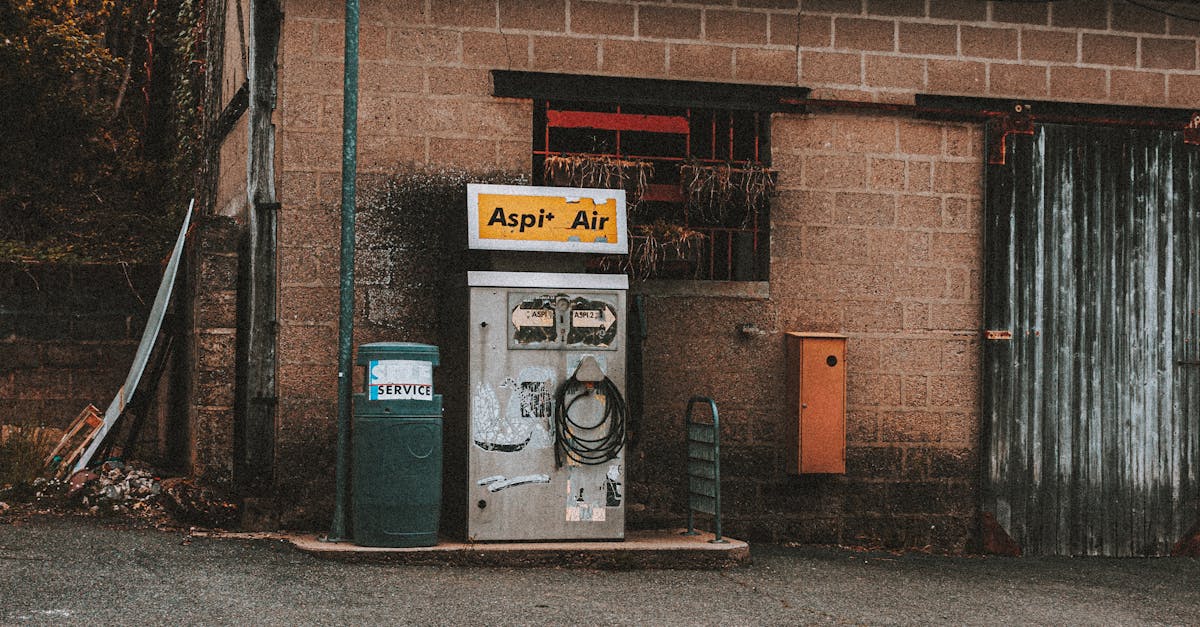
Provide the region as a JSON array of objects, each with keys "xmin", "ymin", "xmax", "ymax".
[{"xmin": 0, "ymin": 0, "xmax": 205, "ymax": 263}]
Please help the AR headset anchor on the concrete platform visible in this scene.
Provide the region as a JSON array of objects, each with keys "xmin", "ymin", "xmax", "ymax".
[{"xmin": 288, "ymin": 529, "xmax": 749, "ymax": 569}]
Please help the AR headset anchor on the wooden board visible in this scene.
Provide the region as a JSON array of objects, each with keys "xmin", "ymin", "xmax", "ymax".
[{"xmin": 44, "ymin": 405, "xmax": 104, "ymax": 479}]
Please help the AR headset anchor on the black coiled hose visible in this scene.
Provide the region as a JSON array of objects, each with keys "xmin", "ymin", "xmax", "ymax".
[{"xmin": 554, "ymin": 375, "xmax": 627, "ymax": 467}]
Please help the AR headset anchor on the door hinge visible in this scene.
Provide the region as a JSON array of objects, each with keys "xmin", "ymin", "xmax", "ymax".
[{"xmin": 987, "ymin": 104, "xmax": 1035, "ymax": 166}]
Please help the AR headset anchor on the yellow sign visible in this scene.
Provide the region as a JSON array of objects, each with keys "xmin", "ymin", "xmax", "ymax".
[{"xmin": 467, "ymin": 184, "xmax": 627, "ymax": 254}]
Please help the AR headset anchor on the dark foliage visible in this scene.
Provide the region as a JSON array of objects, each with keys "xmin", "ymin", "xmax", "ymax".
[{"xmin": 0, "ymin": 0, "xmax": 202, "ymax": 262}]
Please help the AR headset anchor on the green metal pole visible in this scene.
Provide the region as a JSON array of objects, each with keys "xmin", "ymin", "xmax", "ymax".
[{"xmin": 327, "ymin": 0, "xmax": 359, "ymax": 542}]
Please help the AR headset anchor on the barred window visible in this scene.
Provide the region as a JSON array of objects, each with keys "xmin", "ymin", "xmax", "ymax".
[{"xmin": 532, "ymin": 100, "xmax": 774, "ymax": 281}]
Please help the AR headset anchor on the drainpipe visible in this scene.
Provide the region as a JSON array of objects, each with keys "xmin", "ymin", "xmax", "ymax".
[{"xmin": 327, "ymin": 0, "xmax": 359, "ymax": 542}]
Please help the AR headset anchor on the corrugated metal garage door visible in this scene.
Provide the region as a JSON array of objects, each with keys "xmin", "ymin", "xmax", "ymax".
[{"xmin": 984, "ymin": 123, "xmax": 1200, "ymax": 556}]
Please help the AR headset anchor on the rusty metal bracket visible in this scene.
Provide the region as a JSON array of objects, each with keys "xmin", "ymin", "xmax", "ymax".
[
  {"xmin": 987, "ymin": 104, "xmax": 1035, "ymax": 165},
  {"xmin": 213, "ymin": 82, "xmax": 249, "ymax": 144},
  {"xmin": 980, "ymin": 510, "xmax": 1023, "ymax": 556},
  {"xmin": 1184, "ymin": 113, "xmax": 1200, "ymax": 146},
  {"xmin": 1172, "ymin": 519, "xmax": 1200, "ymax": 556}
]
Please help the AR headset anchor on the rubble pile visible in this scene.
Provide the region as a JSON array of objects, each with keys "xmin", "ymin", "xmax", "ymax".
[
  {"xmin": 21, "ymin": 460, "xmax": 164, "ymax": 515},
  {"xmin": 1, "ymin": 460, "xmax": 172, "ymax": 527},
  {"xmin": 76, "ymin": 460, "xmax": 163, "ymax": 514},
  {"xmin": 1, "ymin": 461, "xmax": 240, "ymax": 530}
]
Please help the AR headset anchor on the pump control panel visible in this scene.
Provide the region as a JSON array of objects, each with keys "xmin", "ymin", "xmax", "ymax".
[{"xmin": 509, "ymin": 293, "xmax": 620, "ymax": 350}]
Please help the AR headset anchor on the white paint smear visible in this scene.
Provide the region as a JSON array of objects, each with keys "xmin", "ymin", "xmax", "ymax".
[
  {"xmin": 565, "ymin": 504, "xmax": 606, "ymax": 522},
  {"xmin": 486, "ymin": 474, "xmax": 551, "ymax": 492}
]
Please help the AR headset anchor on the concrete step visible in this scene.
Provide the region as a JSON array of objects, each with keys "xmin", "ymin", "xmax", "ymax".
[{"xmin": 288, "ymin": 528, "xmax": 749, "ymax": 569}]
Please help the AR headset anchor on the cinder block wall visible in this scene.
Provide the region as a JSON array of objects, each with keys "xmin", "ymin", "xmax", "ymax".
[
  {"xmin": 0, "ymin": 264, "xmax": 157, "ymax": 429},
  {"xmin": 268, "ymin": 0, "xmax": 1200, "ymax": 543},
  {"xmin": 185, "ymin": 218, "xmax": 242, "ymax": 483},
  {"xmin": 185, "ymin": 0, "xmax": 257, "ymax": 485}
]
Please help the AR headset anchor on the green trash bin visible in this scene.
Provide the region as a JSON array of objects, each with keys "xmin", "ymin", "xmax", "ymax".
[{"xmin": 353, "ymin": 343, "xmax": 442, "ymax": 548}]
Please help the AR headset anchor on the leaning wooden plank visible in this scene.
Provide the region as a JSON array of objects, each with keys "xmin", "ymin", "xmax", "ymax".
[
  {"xmin": 73, "ymin": 199, "xmax": 193, "ymax": 473},
  {"xmin": 52, "ymin": 412, "xmax": 105, "ymax": 479},
  {"xmin": 44, "ymin": 404, "xmax": 102, "ymax": 470},
  {"xmin": 44, "ymin": 405, "xmax": 94, "ymax": 466}
]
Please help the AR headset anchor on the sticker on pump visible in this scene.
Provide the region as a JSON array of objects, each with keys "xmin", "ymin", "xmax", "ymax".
[
  {"xmin": 368, "ymin": 359, "xmax": 433, "ymax": 401},
  {"xmin": 571, "ymin": 308, "xmax": 615, "ymax": 330}
]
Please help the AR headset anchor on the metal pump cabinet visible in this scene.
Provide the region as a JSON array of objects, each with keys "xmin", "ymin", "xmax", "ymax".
[{"xmin": 466, "ymin": 271, "xmax": 628, "ymax": 541}]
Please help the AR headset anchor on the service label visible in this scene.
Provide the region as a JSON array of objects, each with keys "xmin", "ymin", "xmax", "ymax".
[{"xmin": 368, "ymin": 359, "xmax": 433, "ymax": 401}]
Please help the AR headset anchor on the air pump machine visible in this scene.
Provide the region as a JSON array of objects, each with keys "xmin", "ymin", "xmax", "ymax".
[{"xmin": 452, "ymin": 184, "xmax": 629, "ymax": 541}]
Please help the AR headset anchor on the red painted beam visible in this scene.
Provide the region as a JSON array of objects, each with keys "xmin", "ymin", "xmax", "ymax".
[
  {"xmin": 547, "ymin": 109, "xmax": 690, "ymax": 134},
  {"xmin": 639, "ymin": 183, "xmax": 684, "ymax": 203}
]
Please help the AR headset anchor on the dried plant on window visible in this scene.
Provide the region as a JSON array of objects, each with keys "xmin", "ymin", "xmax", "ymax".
[
  {"xmin": 543, "ymin": 155, "xmax": 654, "ymax": 215},
  {"xmin": 681, "ymin": 161, "xmax": 735, "ymax": 224},
  {"xmin": 681, "ymin": 161, "xmax": 778, "ymax": 227},
  {"xmin": 599, "ymin": 219, "xmax": 707, "ymax": 280}
]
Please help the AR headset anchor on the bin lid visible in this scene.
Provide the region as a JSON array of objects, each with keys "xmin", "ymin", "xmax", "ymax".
[{"xmin": 356, "ymin": 342, "xmax": 440, "ymax": 366}]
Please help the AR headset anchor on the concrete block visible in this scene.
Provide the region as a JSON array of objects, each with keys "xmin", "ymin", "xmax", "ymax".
[
  {"xmin": 800, "ymin": 50, "xmax": 862, "ymax": 85},
  {"xmin": 1168, "ymin": 74, "xmax": 1200, "ymax": 107},
  {"xmin": 707, "ymin": 10, "xmax": 769, "ymax": 45},
  {"xmin": 1110, "ymin": 70, "xmax": 1167, "ymax": 105},
  {"xmin": 1022, "ymin": 28, "xmax": 1078, "ymax": 63},
  {"xmin": 669, "ymin": 43, "xmax": 735, "ymax": 80},
  {"xmin": 833, "ymin": 17, "xmax": 895, "ymax": 52},
  {"xmin": 992, "ymin": 1, "xmax": 1048, "ymax": 25},
  {"xmin": 601, "ymin": 39, "xmax": 667, "ymax": 75},
  {"xmin": 899, "ymin": 22, "xmax": 956, "ymax": 55},
  {"xmin": 430, "ymin": 0, "xmax": 498, "ymax": 28},
  {"xmin": 68, "ymin": 314, "xmax": 130, "ymax": 342},
  {"xmin": 532, "ymin": 35, "xmax": 600, "ymax": 72},
  {"xmin": 499, "ymin": 0, "xmax": 565, "ymax": 33},
  {"xmin": 2, "ymin": 342, "xmax": 44, "ymax": 370},
  {"xmin": 926, "ymin": 58, "xmax": 986, "ymax": 94},
  {"xmin": 735, "ymin": 48, "xmax": 798, "ymax": 84},
  {"xmin": 961, "ymin": 25, "xmax": 1019, "ymax": 60},
  {"xmin": 196, "ymin": 291, "xmax": 239, "ymax": 330},
  {"xmin": 462, "ymin": 31, "xmax": 530, "ymax": 69},
  {"xmin": 1050, "ymin": 0, "xmax": 1109, "ymax": 30},
  {"xmin": 195, "ymin": 370, "xmax": 235, "ymax": 407},
  {"xmin": 278, "ymin": 323, "xmax": 336, "ymax": 366},
  {"xmin": 989, "ymin": 62, "xmax": 1050, "ymax": 97},
  {"xmin": 639, "ymin": 5, "xmax": 701, "ymax": 40},
  {"xmin": 865, "ymin": 54, "xmax": 925, "ymax": 90},
  {"xmin": 847, "ymin": 369, "xmax": 902, "ymax": 405},
  {"xmin": 803, "ymin": 154, "xmax": 868, "ymax": 190},
  {"xmin": 901, "ymin": 374, "xmax": 928, "ymax": 406},
  {"xmin": 571, "ymin": 1, "xmax": 635, "ymax": 37},
  {"xmin": 845, "ymin": 445, "xmax": 904, "ymax": 478},
  {"xmin": 1111, "ymin": 2, "xmax": 1167, "ymax": 34},
  {"xmin": 1082, "ymin": 33, "xmax": 1138, "ymax": 67},
  {"xmin": 790, "ymin": 14, "xmax": 834, "ymax": 48}
]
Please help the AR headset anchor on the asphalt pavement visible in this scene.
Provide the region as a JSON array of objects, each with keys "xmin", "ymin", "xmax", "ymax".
[{"xmin": 1, "ymin": 515, "xmax": 1197, "ymax": 625}]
